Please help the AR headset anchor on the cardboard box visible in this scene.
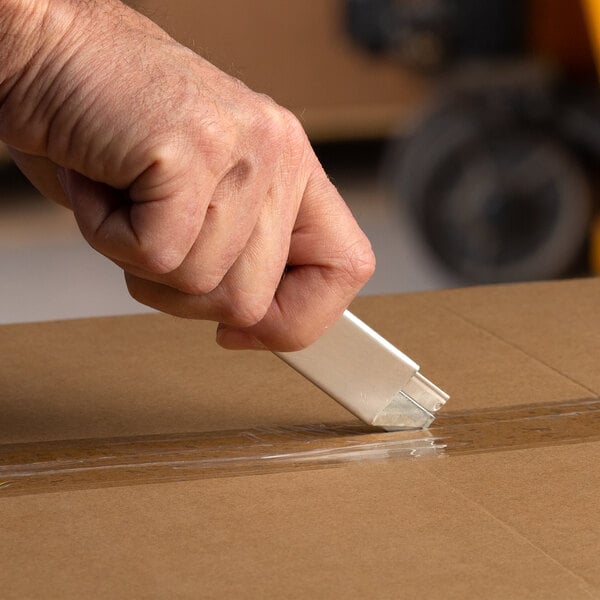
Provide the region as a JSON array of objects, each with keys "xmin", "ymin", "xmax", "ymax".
[{"xmin": 2, "ymin": 278, "xmax": 600, "ymax": 598}]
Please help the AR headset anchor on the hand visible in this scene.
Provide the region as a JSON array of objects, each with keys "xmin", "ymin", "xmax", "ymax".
[{"xmin": 0, "ymin": 0, "xmax": 375, "ymax": 351}]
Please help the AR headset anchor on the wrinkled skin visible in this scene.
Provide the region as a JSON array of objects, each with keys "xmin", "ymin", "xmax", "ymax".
[{"xmin": 0, "ymin": 0, "xmax": 375, "ymax": 350}]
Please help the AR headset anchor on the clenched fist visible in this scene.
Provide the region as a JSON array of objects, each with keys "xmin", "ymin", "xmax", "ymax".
[{"xmin": 0, "ymin": 0, "xmax": 375, "ymax": 350}]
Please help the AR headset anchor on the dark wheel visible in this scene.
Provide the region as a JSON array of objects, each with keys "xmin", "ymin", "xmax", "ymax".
[{"xmin": 392, "ymin": 105, "xmax": 592, "ymax": 283}]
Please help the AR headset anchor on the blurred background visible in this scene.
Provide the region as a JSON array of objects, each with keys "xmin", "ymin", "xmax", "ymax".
[{"xmin": 2, "ymin": 0, "xmax": 600, "ymax": 324}]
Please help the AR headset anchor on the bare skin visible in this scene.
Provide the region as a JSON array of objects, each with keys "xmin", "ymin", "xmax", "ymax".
[{"xmin": 0, "ymin": 0, "xmax": 375, "ymax": 351}]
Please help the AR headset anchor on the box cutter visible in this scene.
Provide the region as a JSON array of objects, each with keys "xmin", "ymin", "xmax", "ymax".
[{"xmin": 275, "ymin": 310, "xmax": 449, "ymax": 430}]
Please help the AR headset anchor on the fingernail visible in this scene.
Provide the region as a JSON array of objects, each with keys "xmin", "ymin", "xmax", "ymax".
[{"xmin": 216, "ymin": 326, "xmax": 267, "ymax": 351}]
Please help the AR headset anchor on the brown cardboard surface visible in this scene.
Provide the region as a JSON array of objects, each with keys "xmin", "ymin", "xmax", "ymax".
[
  {"xmin": 2, "ymin": 278, "xmax": 600, "ymax": 598},
  {"xmin": 433, "ymin": 278, "xmax": 600, "ymax": 394}
]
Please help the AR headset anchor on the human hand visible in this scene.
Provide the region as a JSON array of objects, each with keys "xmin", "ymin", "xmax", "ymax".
[{"xmin": 0, "ymin": 0, "xmax": 375, "ymax": 350}]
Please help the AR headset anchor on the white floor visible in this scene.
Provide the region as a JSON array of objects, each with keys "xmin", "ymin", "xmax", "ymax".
[{"xmin": 0, "ymin": 149, "xmax": 456, "ymax": 325}]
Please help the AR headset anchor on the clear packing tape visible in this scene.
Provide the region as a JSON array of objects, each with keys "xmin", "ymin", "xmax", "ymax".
[{"xmin": 2, "ymin": 399, "xmax": 600, "ymax": 497}]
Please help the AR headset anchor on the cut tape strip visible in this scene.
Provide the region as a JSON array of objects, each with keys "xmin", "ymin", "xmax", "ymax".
[{"xmin": 1, "ymin": 398, "xmax": 599, "ymax": 497}]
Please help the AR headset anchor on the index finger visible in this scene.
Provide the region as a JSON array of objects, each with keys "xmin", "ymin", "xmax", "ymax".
[{"xmin": 217, "ymin": 168, "xmax": 376, "ymax": 352}]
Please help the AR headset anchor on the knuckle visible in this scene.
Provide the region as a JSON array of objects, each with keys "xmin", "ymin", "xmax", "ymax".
[
  {"xmin": 134, "ymin": 245, "xmax": 187, "ymax": 275},
  {"xmin": 222, "ymin": 290, "xmax": 271, "ymax": 328},
  {"xmin": 255, "ymin": 102, "xmax": 306, "ymax": 153},
  {"xmin": 147, "ymin": 139, "xmax": 182, "ymax": 169},
  {"xmin": 179, "ymin": 118, "xmax": 233, "ymax": 179},
  {"xmin": 148, "ymin": 124, "xmax": 231, "ymax": 181},
  {"xmin": 139, "ymin": 139, "xmax": 190, "ymax": 190},
  {"xmin": 258, "ymin": 100, "xmax": 285, "ymax": 133},
  {"xmin": 255, "ymin": 92, "xmax": 279, "ymax": 108},
  {"xmin": 338, "ymin": 237, "xmax": 377, "ymax": 288},
  {"xmin": 280, "ymin": 107, "xmax": 307, "ymax": 147},
  {"xmin": 253, "ymin": 104, "xmax": 286, "ymax": 152},
  {"xmin": 127, "ymin": 203, "xmax": 196, "ymax": 275},
  {"xmin": 176, "ymin": 272, "xmax": 223, "ymax": 296}
]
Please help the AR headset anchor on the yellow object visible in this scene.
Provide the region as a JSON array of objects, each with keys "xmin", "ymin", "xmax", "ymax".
[
  {"xmin": 583, "ymin": 0, "xmax": 600, "ymax": 272},
  {"xmin": 583, "ymin": 0, "xmax": 600, "ymax": 69}
]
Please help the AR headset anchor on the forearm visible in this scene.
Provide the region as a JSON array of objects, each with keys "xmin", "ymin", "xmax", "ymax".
[
  {"xmin": 0, "ymin": 0, "xmax": 50, "ymax": 97},
  {"xmin": 0, "ymin": 0, "xmax": 173, "ymax": 151},
  {"xmin": 1, "ymin": 0, "xmax": 171, "ymax": 97}
]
